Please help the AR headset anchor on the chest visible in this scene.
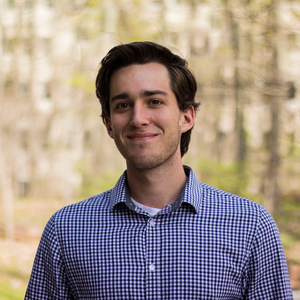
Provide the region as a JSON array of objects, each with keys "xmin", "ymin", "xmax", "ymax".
[{"xmin": 60, "ymin": 211, "xmax": 249, "ymax": 299}]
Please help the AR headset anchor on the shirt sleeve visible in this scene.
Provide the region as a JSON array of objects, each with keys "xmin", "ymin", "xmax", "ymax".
[
  {"xmin": 25, "ymin": 214, "xmax": 74, "ymax": 300},
  {"xmin": 244, "ymin": 206, "xmax": 293, "ymax": 299}
]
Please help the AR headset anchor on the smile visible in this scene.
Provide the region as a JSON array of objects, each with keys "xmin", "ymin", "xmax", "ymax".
[{"xmin": 127, "ymin": 133, "xmax": 158, "ymax": 141}]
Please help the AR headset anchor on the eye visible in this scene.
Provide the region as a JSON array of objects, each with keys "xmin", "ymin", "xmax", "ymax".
[
  {"xmin": 149, "ymin": 99, "xmax": 162, "ymax": 106},
  {"xmin": 116, "ymin": 102, "xmax": 130, "ymax": 110}
]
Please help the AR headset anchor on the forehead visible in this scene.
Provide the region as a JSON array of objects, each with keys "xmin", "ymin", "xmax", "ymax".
[{"xmin": 109, "ymin": 63, "xmax": 171, "ymax": 92}]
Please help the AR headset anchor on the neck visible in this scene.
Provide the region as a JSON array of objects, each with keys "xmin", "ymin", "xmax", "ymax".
[{"xmin": 126, "ymin": 158, "xmax": 187, "ymax": 209}]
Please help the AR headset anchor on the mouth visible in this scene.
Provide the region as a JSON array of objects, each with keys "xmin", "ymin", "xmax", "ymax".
[{"xmin": 127, "ymin": 133, "xmax": 158, "ymax": 141}]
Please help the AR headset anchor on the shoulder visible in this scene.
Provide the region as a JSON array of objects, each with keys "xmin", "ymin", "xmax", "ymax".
[
  {"xmin": 185, "ymin": 167, "xmax": 273, "ymax": 228},
  {"xmin": 184, "ymin": 167, "xmax": 264, "ymax": 222},
  {"xmin": 199, "ymin": 181, "xmax": 263, "ymax": 217},
  {"xmin": 199, "ymin": 182, "xmax": 283, "ymax": 251},
  {"xmin": 60, "ymin": 189, "xmax": 111, "ymax": 212},
  {"xmin": 197, "ymin": 182, "xmax": 280, "ymax": 239},
  {"xmin": 45, "ymin": 189, "xmax": 112, "ymax": 230}
]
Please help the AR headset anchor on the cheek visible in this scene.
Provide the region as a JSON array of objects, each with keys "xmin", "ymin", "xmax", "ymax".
[
  {"xmin": 110, "ymin": 116, "xmax": 126, "ymax": 135},
  {"xmin": 160, "ymin": 109, "xmax": 181, "ymax": 126}
]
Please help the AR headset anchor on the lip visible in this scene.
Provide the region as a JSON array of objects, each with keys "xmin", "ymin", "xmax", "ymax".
[{"xmin": 127, "ymin": 133, "xmax": 158, "ymax": 141}]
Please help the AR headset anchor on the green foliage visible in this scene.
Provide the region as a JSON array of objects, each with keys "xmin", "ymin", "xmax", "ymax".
[
  {"xmin": 282, "ymin": 191, "xmax": 300, "ymax": 206},
  {"xmin": 80, "ymin": 171, "xmax": 123, "ymax": 198},
  {"xmin": 13, "ymin": 199, "xmax": 60, "ymax": 229},
  {"xmin": 283, "ymin": 201, "xmax": 300, "ymax": 210},
  {"xmin": 195, "ymin": 158, "xmax": 261, "ymax": 202},
  {"xmin": 116, "ymin": 7, "xmax": 160, "ymax": 43},
  {"xmin": 280, "ymin": 232, "xmax": 295, "ymax": 249},
  {"xmin": 288, "ymin": 144, "xmax": 300, "ymax": 160},
  {"xmin": 69, "ymin": 70, "xmax": 94, "ymax": 92},
  {"xmin": 0, "ymin": 280, "xmax": 26, "ymax": 300},
  {"xmin": 84, "ymin": 0, "xmax": 103, "ymax": 9},
  {"xmin": 274, "ymin": 210, "xmax": 300, "ymax": 250}
]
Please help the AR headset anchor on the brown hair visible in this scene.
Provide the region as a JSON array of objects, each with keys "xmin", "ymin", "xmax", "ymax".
[{"xmin": 95, "ymin": 41, "xmax": 200, "ymax": 157}]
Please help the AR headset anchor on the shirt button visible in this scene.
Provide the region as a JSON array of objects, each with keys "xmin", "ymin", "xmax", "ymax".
[
  {"xmin": 150, "ymin": 220, "xmax": 156, "ymax": 227},
  {"xmin": 149, "ymin": 264, "xmax": 155, "ymax": 271}
]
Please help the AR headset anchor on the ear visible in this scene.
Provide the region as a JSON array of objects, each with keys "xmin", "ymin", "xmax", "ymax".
[
  {"xmin": 180, "ymin": 106, "xmax": 195, "ymax": 133},
  {"xmin": 104, "ymin": 117, "xmax": 114, "ymax": 139}
]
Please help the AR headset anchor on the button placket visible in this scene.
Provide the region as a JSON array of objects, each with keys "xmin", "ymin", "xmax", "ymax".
[
  {"xmin": 145, "ymin": 215, "xmax": 161, "ymax": 298},
  {"xmin": 149, "ymin": 219, "xmax": 156, "ymax": 227}
]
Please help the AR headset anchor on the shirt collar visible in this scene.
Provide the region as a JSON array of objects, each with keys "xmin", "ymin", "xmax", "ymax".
[
  {"xmin": 109, "ymin": 166, "xmax": 202, "ymax": 214},
  {"xmin": 181, "ymin": 165, "xmax": 202, "ymax": 214}
]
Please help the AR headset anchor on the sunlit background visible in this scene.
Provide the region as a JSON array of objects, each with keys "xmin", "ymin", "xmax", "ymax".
[{"xmin": 0, "ymin": 0, "xmax": 300, "ymax": 298}]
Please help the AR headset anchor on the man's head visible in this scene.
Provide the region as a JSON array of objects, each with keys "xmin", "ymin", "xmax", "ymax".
[{"xmin": 95, "ymin": 41, "xmax": 200, "ymax": 157}]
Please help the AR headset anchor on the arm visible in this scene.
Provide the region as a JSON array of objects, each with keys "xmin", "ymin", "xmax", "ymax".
[
  {"xmin": 244, "ymin": 207, "xmax": 293, "ymax": 299},
  {"xmin": 25, "ymin": 215, "xmax": 74, "ymax": 300}
]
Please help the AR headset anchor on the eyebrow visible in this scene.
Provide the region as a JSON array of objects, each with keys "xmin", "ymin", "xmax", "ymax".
[
  {"xmin": 142, "ymin": 90, "xmax": 168, "ymax": 97},
  {"xmin": 111, "ymin": 93, "xmax": 129, "ymax": 102},
  {"xmin": 111, "ymin": 90, "xmax": 168, "ymax": 102}
]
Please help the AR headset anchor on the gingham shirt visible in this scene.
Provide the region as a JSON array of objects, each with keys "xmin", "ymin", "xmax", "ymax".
[{"xmin": 26, "ymin": 166, "xmax": 293, "ymax": 299}]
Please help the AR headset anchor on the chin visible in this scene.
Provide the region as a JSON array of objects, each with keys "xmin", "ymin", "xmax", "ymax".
[
  {"xmin": 126, "ymin": 154, "xmax": 163, "ymax": 170},
  {"xmin": 127, "ymin": 152, "xmax": 179, "ymax": 171}
]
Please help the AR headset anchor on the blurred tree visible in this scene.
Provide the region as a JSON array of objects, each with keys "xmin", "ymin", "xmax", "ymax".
[
  {"xmin": 223, "ymin": 0, "xmax": 246, "ymax": 165},
  {"xmin": 0, "ymin": 2, "xmax": 16, "ymax": 239},
  {"xmin": 262, "ymin": 0, "xmax": 281, "ymax": 213},
  {"xmin": 0, "ymin": 134, "xmax": 15, "ymax": 240}
]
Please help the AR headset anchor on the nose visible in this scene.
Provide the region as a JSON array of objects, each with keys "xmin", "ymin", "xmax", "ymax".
[{"xmin": 130, "ymin": 103, "xmax": 150, "ymax": 127}]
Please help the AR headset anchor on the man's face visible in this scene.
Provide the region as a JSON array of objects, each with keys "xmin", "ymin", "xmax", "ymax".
[{"xmin": 105, "ymin": 62, "xmax": 194, "ymax": 170}]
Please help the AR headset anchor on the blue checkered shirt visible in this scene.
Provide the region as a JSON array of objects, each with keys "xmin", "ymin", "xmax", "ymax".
[{"xmin": 26, "ymin": 166, "xmax": 293, "ymax": 299}]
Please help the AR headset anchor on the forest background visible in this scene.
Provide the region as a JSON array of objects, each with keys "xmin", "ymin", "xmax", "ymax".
[{"xmin": 0, "ymin": 0, "xmax": 300, "ymax": 298}]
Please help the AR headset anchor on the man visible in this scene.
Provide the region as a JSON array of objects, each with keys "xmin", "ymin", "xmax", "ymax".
[{"xmin": 26, "ymin": 42, "xmax": 293, "ymax": 299}]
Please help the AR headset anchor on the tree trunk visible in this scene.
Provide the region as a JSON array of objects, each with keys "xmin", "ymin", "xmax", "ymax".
[
  {"xmin": 263, "ymin": 0, "xmax": 281, "ymax": 214},
  {"xmin": 0, "ymin": 133, "xmax": 15, "ymax": 240},
  {"xmin": 224, "ymin": 0, "xmax": 246, "ymax": 164}
]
